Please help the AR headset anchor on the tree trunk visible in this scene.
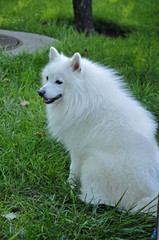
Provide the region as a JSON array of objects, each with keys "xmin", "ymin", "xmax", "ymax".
[{"xmin": 73, "ymin": 0, "xmax": 94, "ymax": 36}]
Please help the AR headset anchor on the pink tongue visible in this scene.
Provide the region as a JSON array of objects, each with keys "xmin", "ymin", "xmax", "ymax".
[{"xmin": 43, "ymin": 98, "xmax": 49, "ymax": 103}]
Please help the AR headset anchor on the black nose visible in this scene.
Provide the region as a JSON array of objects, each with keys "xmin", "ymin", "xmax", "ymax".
[{"xmin": 38, "ymin": 89, "xmax": 45, "ymax": 97}]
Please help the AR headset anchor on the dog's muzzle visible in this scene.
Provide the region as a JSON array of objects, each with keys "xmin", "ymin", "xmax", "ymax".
[{"xmin": 37, "ymin": 89, "xmax": 62, "ymax": 104}]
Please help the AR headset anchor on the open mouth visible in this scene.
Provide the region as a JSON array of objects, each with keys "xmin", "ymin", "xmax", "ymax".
[{"xmin": 43, "ymin": 94, "xmax": 62, "ymax": 104}]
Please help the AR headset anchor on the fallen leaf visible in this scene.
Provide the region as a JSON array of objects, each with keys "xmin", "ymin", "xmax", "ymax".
[
  {"xmin": 35, "ymin": 132, "xmax": 43, "ymax": 137},
  {"xmin": 1, "ymin": 69, "xmax": 9, "ymax": 79},
  {"xmin": 2, "ymin": 212, "xmax": 17, "ymax": 220},
  {"xmin": 3, "ymin": 78, "xmax": 9, "ymax": 83},
  {"xmin": 33, "ymin": 194, "xmax": 39, "ymax": 198},
  {"xmin": 20, "ymin": 100, "xmax": 30, "ymax": 106},
  {"xmin": 84, "ymin": 48, "xmax": 89, "ymax": 56}
]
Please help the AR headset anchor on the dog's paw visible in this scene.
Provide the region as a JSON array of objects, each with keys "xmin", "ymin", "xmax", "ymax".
[{"xmin": 68, "ymin": 175, "xmax": 77, "ymax": 189}]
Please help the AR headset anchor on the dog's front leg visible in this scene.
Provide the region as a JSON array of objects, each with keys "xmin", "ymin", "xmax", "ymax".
[
  {"xmin": 68, "ymin": 163, "xmax": 77, "ymax": 188},
  {"xmin": 68, "ymin": 151, "xmax": 81, "ymax": 187}
]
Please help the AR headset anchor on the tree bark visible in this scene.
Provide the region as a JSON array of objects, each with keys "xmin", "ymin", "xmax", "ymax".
[{"xmin": 73, "ymin": 0, "xmax": 94, "ymax": 36}]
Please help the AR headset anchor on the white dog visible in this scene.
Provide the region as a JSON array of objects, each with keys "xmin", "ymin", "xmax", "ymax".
[{"xmin": 38, "ymin": 47, "xmax": 159, "ymax": 215}]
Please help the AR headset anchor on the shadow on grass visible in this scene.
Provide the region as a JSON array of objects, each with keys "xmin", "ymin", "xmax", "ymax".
[
  {"xmin": 94, "ymin": 18, "xmax": 131, "ymax": 38},
  {"xmin": 42, "ymin": 18, "xmax": 131, "ymax": 38}
]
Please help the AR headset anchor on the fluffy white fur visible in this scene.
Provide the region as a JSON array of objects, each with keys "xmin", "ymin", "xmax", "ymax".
[{"xmin": 39, "ymin": 47, "xmax": 159, "ymax": 215}]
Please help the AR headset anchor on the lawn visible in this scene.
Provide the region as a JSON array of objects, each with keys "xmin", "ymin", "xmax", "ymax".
[{"xmin": 0, "ymin": 0, "xmax": 159, "ymax": 239}]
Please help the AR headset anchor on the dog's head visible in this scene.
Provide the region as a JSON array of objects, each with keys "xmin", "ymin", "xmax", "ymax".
[{"xmin": 38, "ymin": 47, "xmax": 82, "ymax": 104}]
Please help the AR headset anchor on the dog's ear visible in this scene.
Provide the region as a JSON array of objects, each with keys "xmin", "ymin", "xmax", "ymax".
[
  {"xmin": 49, "ymin": 47, "xmax": 60, "ymax": 61},
  {"xmin": 71, "ymin": 53, "xmax": 81, "ymax": 72}
]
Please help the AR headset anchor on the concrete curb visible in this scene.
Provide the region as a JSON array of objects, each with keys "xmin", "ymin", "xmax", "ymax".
[{"xmin": 0, "ymin": 29, "xmax": 58, "ymax": 55}]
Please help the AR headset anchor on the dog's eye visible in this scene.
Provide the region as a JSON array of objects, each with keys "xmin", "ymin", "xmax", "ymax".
[
  {"xmin": 55, "ymin": 80, "xmax": 63, "ymax": 85},
  {"xmin": 46, "ymin": 76, "xmax": 49, "ymax": 81}
]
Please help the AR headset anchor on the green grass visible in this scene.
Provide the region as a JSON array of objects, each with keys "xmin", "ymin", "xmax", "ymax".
[{"xmin": 0, "ymin": 0, "xmax": 159, "ymax": 239}]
